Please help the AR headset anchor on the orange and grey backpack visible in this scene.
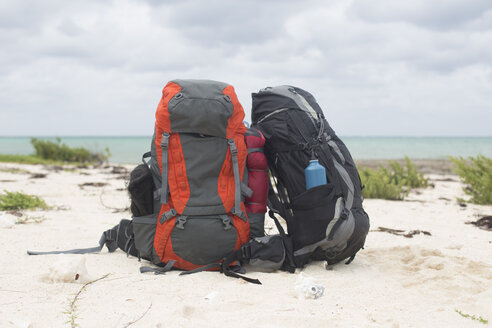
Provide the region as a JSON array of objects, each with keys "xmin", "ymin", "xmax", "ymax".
[
  {"xmin": 139, "ymin": 79, "xmax": 250, "ymax": 271},
  {"xmin": 28, "ymin": 79, "xmax": 261, "ymax": 282}
]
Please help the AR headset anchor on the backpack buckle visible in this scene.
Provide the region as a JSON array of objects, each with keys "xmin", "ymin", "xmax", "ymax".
[
  {"xmin": 240, "ymin": 244, "xmax": 251, "ymax": 260},
  {"xmin": 340, "ymin": 208, "xmax": 350, "ymax": 221},
  {"xmin": 175, "ymin": 216, "xmax": 187, "ymax": 230},
  {"xmin": 160, "ymin": 208, "xmax": 177, "ymax": 224},
  {"xmin": 221, "ymin": 216, "xmax": 232, "ymax": 230},
  {"xmin": 161, "ymin": 132, "xmax": 170, "ymax": 149},
  {"xmin": 228, "ymin": 139, "xmax": 238, "ymax": 155}
]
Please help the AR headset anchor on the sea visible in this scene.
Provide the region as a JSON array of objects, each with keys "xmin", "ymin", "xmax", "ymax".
[{"xmin": 0, "ymin": 136, "xmax": 491, "ymax": 164}]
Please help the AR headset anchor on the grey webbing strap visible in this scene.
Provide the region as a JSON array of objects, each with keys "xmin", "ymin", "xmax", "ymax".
[
  {"xmin": 140, "ymin": 260, "xmax": 176, "ymax": 275},
  {"xmin": 247, "ymin": 148, "xmax": 264, "ymax": 154},
  {"xmin": 27, "ymin": 229, "xmax": 117, "ymax": 255},
  {"xmin": 142, "ymin": 151, "xmax": 152, "ymax": 165},
  {"xmin": 228, "ymin": 139, "xmax": 244, "ymax": 220},
  {"xmin": 179, "ymin": 263, "xmax": 220, "ymax": 276},
  {"xmin": 240, "ymin": 182, "xmax": 253, "ymax": 198},
  {"xmin": 160, "ymin": 132, "xmax": 170, "ymax": 204}
]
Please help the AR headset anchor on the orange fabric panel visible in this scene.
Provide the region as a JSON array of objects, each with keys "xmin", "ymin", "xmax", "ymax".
[
  {"xmin": 217, "ymin": 134, "xmax": 248, "ymax": 212},
  {"xmin": 155, "ymin": 82, "xmax": 181, "ymax": 135},
  {"xmin": 217, "ymin": 149, "xmax": 234, "ymax": 212},
  {"xmin": 167, "ymin": 133, "xmax": 190, "ymax": 214},
  {"xmin": 153, "ymin": 201, "xmax": 174, "ymax": 261},
  {"xmin": 155, "ymin": 82, "xmax": 181, "ymax": 201},
  {"xmin": 232, "ymin": 215, "xmax": 250, "ymax": 249},
  {"xmin": 223, "ymin": 85, "xmax": 246, "ymax": 139}
]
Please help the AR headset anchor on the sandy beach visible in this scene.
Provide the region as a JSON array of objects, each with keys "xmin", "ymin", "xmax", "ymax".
[{"xmin": 0, "ymin": 160, "xmax": 491, "ymax": 328}]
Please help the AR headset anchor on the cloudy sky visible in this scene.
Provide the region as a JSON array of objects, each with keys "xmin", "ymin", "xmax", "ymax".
[{"xmin": 1, "ymin": 0, "xmax": 491, "ymax": 136}]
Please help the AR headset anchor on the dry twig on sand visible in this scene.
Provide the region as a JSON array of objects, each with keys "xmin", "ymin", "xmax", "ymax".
[
  {"xmin": 66, "ymin": 274, "xmax": 110, "ymax": 328},
  {"xmin": 372, "ymin": 226, "xmax": 431, "ymax": 238},
  {"xmin": 122, "ymin": 302, "xmax": 152, "ymax": 328},
  {"xmin": 466, "ymin": 216, "xmax": 492, "ymax": 231},
  {"xmin": 99, "ymin": 189, "xmax": 129, "ymax": 213}
]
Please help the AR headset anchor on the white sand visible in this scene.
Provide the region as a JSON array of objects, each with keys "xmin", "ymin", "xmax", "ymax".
[{"xmin": 0, "ymin": 163, "xmax": 491, "ymax": 328}]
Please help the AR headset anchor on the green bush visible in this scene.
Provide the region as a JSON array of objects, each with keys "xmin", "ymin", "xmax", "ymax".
[
  {"xmin": 389, "ymin": 157, "xmax": 428, "ymax": 189},
  {"xmin": 30, "ymin": 138, "xmax": 109, "ymax": 163},
  {"xmin": 359, "ymin": 166, "xmax": 407, "ymax": 200},
  {"xmin": 449, "ymin": 155, "xmax": 492, "ymax": 205},
  {"xmin": 0, "ymin": 190, "xmax": 48, "ymax": 210},
  {"xmin": 359, "ymin": 157, "xmax": 428, "ymax": 200}
]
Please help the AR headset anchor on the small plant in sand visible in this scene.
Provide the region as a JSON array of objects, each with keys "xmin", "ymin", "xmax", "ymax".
[
  {"xmin": 16, "ymin": 215, "xmax": 48, "ymax": 224},
  {"xmin": 359, "ymin": 157, "xmax": 428, "ymax": 200},
  {"xmin": 449, "ymin": 155, "xmax": 492, "ymax": 205},
  {"xmin": 0, "ymin": 190, "xmax": 48, "ymax": 211},
  {"xmin": 31, "ymin": 138, "xmax": 110, "ymax": 164},
  {"xmin": 455, "ymin": 309, "xmax": 488, "ymax": 324}
]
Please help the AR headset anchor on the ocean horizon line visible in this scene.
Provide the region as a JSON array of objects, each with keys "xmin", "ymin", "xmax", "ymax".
[{"xmin": 1, "ymin": 135, "xmax": 492, "ymax": 138}]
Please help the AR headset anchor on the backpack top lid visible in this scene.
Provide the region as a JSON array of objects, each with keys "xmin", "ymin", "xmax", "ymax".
[
  {"xmin": 251, "ymin": 85, "xmax": 322, "ymax": 124},
  {"xmin": 156, "ymin": 79, "xmax": 246, "ymax": 138}
]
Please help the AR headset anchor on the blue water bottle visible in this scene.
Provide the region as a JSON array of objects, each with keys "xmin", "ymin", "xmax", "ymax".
[{"xmin": 305, "ymin": 159, "xmax": 327, "ymax": 190}]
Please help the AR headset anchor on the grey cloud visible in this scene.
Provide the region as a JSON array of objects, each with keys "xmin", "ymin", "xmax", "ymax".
[
  {"xmin": 348, "ymin": 0, "xmax": 492, "ymax": 30},
  {"xmin": 0, "ymin": 0, "xmax": 491, "ymax": 136},
  {"xmin": 154, "ymin": 0, "xmax": 301, "ymax": 45}
]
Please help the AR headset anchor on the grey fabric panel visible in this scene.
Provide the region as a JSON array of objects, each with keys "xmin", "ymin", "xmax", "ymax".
[
  {"xmin": 133, "ymin": 215, "xmax": 157, "ymax": 225},
  {"xmin": 133, "ymin": 214, "xmax": 157, "ymax": 259},
  {"xmin": 172, "ymin": 79, "xmax": 229, "ymax": 98},
  {"xmin": 333, "ymin": 159, "xmax": 354, "ymax": 209},
  {"xmin": 266, "ymin": 86, "xmax": 317, "ymax": 127},
  {"xmin": 168, "ymin": 80, "xmax": 233, "ymax": 138},
  {"xmin": 170, "ymin": 217, "xmax": 237, "ymax": 265},
  {"xmin": 248, "ymin": 258, "xmax": 283, "ymax": 272},
  {"xmin": 247, "ymin": 234, "xmax": 285, "ymax": 272},
  {"xmin": 182, "ymin": 205, "xmax": 227, "ymax": 216},
  {"xmin": 293, "ymin": 211, "xmax": 355, "ymax": 257},
  {"xmin": 327, "ymin": 137, "xmax": 346, "ymax": 165},
  {"xmin": 149, "ymin": 132, "xmax": 162, "ymax": 189},
  {"xmin": 325, "ymin": 197, "xmax": 344, "ymax": 237},
  {"xmin": 248, "ymin": 212, "xmax": 265, "ymax": 238},
  {"xmin": 180, "ymin": 133, "xmax": 227, "ymax": 215}
]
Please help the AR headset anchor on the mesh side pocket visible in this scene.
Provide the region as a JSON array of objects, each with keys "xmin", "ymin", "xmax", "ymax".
[
  {"xmin": 132, "ymin": 215, "xmax": 157, "ymax": 260},
  {"xmin": 291, "ymin": 183, "xmax": 339, "ymax": 252},
  {"xmin": 128, "ymin": 164, "xmax": 156, "ymax": 217}
]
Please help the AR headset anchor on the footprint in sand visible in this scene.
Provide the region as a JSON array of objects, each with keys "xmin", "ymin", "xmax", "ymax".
[{"xmin": 365, "ymin": 246, "xmax": 492, "ymax": 297}]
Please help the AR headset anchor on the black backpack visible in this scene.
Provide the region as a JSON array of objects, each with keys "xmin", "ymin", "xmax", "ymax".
[{"xmin": 251, "ymin": 86, "xmax": 370, "ymax": 268}]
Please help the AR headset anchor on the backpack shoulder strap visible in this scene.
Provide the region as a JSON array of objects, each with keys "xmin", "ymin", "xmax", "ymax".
[{"xmin": 27, "ymin": 220, "xmax": 137, "ymax": 257}]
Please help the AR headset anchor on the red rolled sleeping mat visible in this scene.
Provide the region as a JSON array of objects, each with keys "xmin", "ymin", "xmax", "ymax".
[{"xmin": 244, "ymin": 128, "xmax": 268, "ymax": 238}]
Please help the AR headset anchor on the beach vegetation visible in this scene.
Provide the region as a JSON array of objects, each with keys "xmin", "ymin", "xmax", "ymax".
[
  {"xmin": 449, "ymin": 155, "xmax": 492, "ymax": 205},
  {"xmin": 16, "ymin": 215, "xmax": 48, "ymax": 224},
  {"xmin": 0, "ymin": 154, "xmax": 56, "ymax": 165},
  {"xmin": 0, "ymin": 166, "xmax": 32, "ymax": 174},
  {"xmin": 455, "ymin": 309, "xmax": 488, "ymax": 324},
  {"xmin": 66, "ymin": 274, "xmax": 110, "ymax": 328},
  {"xmin": 359, "ymin": 157, "xmax": 428, "ymax": 200},
  {"xmin": 0, "ymin": 190, "xmax": 48, "ymax": 211},
  {"xmin": 31, "ymin": 138, "xmax": 110, "ymax": 163}
]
